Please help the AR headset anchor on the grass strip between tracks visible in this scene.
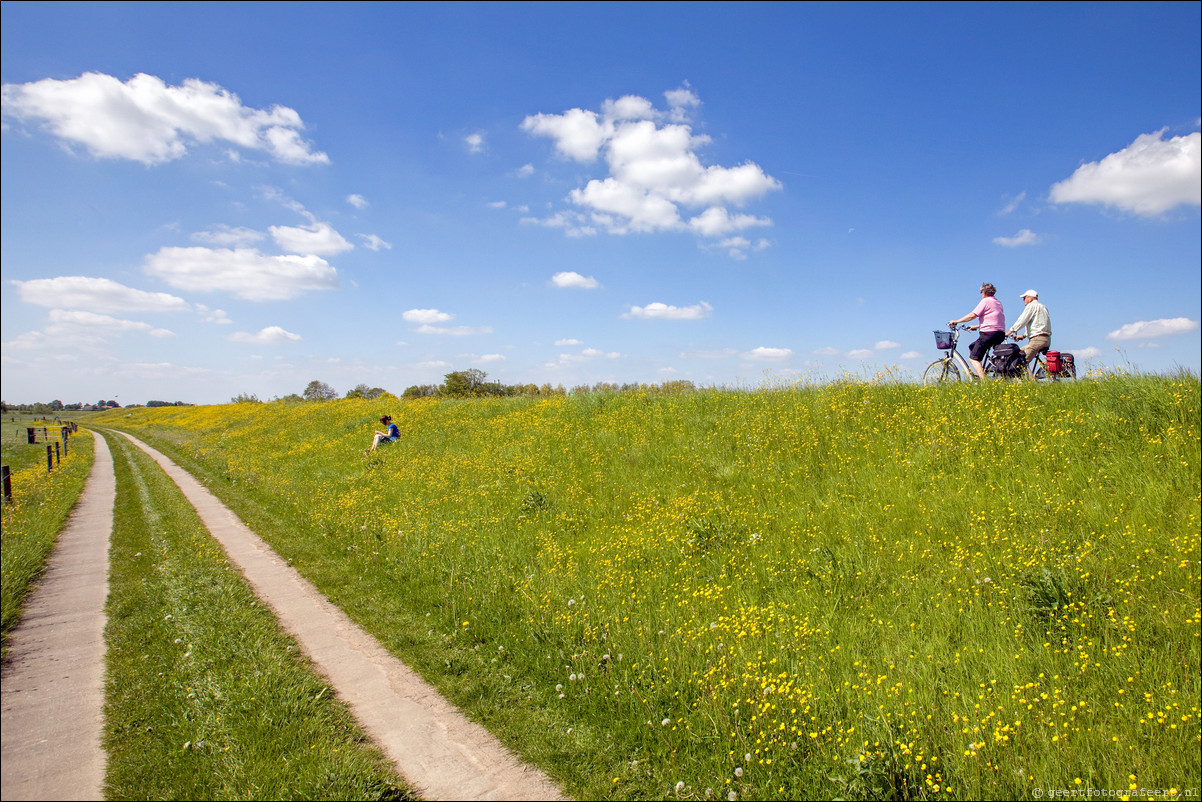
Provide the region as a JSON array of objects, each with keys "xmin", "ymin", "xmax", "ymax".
[{"xmin": 101, "ymin": 431, "xmax": 413, "ymax": 800}]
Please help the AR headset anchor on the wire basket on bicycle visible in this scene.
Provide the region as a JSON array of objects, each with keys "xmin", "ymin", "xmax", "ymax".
[{"xmin": 933, "ymin": 330, "xmax": 955, "ymax": 350}]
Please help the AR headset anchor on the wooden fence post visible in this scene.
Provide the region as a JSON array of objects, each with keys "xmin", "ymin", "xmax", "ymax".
[
  {"xmin": 27, "ymin": 427, "xmax": 36, "ymax": 444},
  {"xmin": 46, "ymin": 445, "xmax": 53, "ymax": 473},
  {"xmin": 55, "ymin": 442, "xmax": 61, "ymax": 466},
  {"xmin": 2, "ymin": 465, "xmax": 10, "ymax": 503}
]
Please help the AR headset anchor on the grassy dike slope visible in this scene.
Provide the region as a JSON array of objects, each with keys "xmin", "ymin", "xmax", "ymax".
[{"xmin": 96, "ymin": 376, "xmax": 1201, "ymax": 801}]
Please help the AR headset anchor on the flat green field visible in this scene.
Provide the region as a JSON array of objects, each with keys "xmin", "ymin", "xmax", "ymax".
[{"xmin": 96, "ymin": 375, "xmax": 1200, "ymax": 800}]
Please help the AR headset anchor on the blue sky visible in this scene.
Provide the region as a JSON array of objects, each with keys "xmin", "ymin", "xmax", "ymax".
[{"xmin": 3, "ymin": 1, "xmax": 1199, "ymax": 405}]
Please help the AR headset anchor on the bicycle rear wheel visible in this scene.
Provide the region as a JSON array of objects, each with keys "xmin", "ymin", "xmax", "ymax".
[{"xmin": 923, "ymin": 357, "xmax": 964, "ymax": 384}]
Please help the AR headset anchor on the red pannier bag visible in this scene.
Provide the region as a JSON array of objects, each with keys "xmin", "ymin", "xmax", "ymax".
[{"xmin": 1045, "ymin": 350, "xmax": 1061, "ymax": 373}]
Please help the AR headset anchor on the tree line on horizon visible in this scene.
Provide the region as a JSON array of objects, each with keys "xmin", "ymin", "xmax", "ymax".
[{"xmin": 229, "ymin": 370, "xmax": 699, "ymax": 405}]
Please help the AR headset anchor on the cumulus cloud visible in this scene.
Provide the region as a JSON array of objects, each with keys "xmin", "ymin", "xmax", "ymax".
[
  {"xmin": 228, "ymin": 325, "xmax": 302, "ymax": 345},
  {"xmin": 196, "ymin": 304, "xmax": 232, "ymax": 325},
  {"xmin": 475, "ymin": 354, "xmax": 506, "ymax": 363},
  {"xmin": 550, "ymin": 271, "xmax": 599, "ymax": 289},
  {"xmin": 874, "ymin": 340, "xmax": 901, "ymax": 350},
  {"xmin": 465, "ymin": 132, "xmax": 486, "ymax": 153},
  {"xmin": 1, "ymin": 72, "xmax": 329, "ymax": 165},
  {"xmin": 555, "ymin": 338, "xmax": 583, "ymax": 346},
  {"xmin": 269, "ymin": 220, "xmax": 353, "ymax": 256},
  {"xmin": 993, "ymin": 228, "xmax": 1041, "ymax": 247},
  {"xmin": 1049, "ymin": 128, "xmax": 1201, "ymax": 216},
  {"xmin": 402, "ymin": 308, "xmax": 454, "ymax": 324},
  {"xmin": 144, "ymin": 247, "xmax": 339, "ymax": 301},
  {"xmin": 346, "ymin": 194, "xmax": 369, "ymax": 209},
  {"xmin": 1106, "ymin": 317, "xmax": 1198, "ymax": 341},
  {"xmin": 743, "ymin": 346, "xmax": 793, "ymax": 362},
  {"xmin": 402, "ymin": 308, "xmax": 489, "ymax": 335},
  {"xmin": 521, "ymin": 86, "xmax": 780, "ymax": 251},
  {"xmin": 12, "ymin": 275, "xmax": 190, "ymax": 313},
  {"xmin": 624, "ymin": 301, "xmax": 713, "ymax": 320}
]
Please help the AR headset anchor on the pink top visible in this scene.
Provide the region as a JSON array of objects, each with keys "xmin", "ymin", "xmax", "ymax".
[{"xmin": 971, "ymin": 297, "xmax": 1005, "ymax": 332}]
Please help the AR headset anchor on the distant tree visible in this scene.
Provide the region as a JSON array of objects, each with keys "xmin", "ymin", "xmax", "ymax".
[
  {"xmin": 274, "ymin": 393, "xmax": 304, "ymax": 403},
  {"xmin": 230, "ymin": 393, "xmax": 262, "ymax": 404},
  {"xmin": 441, "ymin": 369, "xmax": 489, "ymax": 398},
  {"xmin": 402, "ymin": 384, "xmax": 439, "ymax": 400},
  {"xmin": 345, "ymin": 383, "xmax": 387, "ymax": 400},
  {"xmin": 303, "ymin": 380, "xmax": 338, "ymax": 401},
  {"xmin": 50, "ymin": 399, "xmax": 64, "ymax": 411}
]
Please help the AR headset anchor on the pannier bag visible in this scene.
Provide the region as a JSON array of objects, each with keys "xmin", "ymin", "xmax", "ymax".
[
  {"xmin": 933, "ymin": 330, "xmax": 954, "ymax": 350},
  {"xmin": 1061, "ymin": 353, "xmax": 1075, "ymax": 376},
  {"xmin": 991, "ymin": 343, "xmax": 1025, "ymax": 376},
  {"xmin": 1045, "ymin": 351, "xmax": 1061, "ymax": 373}
]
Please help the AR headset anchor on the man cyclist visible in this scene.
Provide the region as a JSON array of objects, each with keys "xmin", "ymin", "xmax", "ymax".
[
  {"xmin": 948, "ymin": 283, "xmax": 1005, "ymax": 380},
  {"xmin": 1006, "ymin": 289, "xmax": 1052, "ymax": 373}
]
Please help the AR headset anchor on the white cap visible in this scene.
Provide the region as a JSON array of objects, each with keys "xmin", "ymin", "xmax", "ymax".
[{"xmin": 1020, "ymin": 289, "xmax": 1038, "ymax": 298}]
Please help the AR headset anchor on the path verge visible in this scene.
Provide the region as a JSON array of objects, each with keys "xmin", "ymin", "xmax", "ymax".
[
  {"xmin": 116, "ymin": 430, "xmax": 565, "ymax": 802},
  {"xmin": 1, "ymin": 434, "xmax": 114, "ymax": 801}
]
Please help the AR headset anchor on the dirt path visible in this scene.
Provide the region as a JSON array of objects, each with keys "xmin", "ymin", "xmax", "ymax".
[
  {"xmin": 1, "ymin": 434, "xmax": 114, "ymax": 801},
  {"xmin": 115, "ymin": 431, "xmax": 566, "ymax": 802}
]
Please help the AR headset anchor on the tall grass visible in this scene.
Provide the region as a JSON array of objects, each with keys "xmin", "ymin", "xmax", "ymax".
[{"xmin": 98, "ymin": 375, "xmax": 1201, "ymax": 800}]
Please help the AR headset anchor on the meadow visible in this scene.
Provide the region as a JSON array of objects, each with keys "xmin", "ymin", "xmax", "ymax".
[{"xmin": 95, "ymin": 374, "xmax": 1200, "ymax": 801}]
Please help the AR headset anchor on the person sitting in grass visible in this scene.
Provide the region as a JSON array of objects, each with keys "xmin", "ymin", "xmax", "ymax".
[{"xmin": 368, "ymin": 415, "xmax": 400, "ymax": 452}]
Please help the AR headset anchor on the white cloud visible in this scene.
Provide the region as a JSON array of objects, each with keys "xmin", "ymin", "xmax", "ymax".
[
  {"xmin": 900, "ymin": 351, "xmax": 923, "ymax": 359},
  {"xmin": 346, "ymin": 194, "xmax": 369, "ymax": 209},
  {"xmin": 516, "ymin": 163, "xmax": 535, "ymax": 177},
  {"xmin": 1, "ymin": 72, "xmax": 329, "ymax": 165},
  {"xmin": 993, "ymin": 228, "xmax": 1042, "ymax": 247},
  {"xmin": 550, "ymin": 271, "xmax": 599, "ymax": 289},
  {"xmin": 874, "ymin": 340, "xmax": 901, "ymax": 350},
  {"xmin": 415, "ymin": 324, "xmax": 493, "ymax": 336},
  {"xmin": 358, "ymin": 233, "xmax": 392, "ymax": 251},
  {"xmin": 1049, "ymin": 129, "xmax": 1201, "ymax": 216},
  {"xmin": 811, "ymin": 346, "xmax": 841, "ymax": 356},
  {"xmin": 846, "ymin": 348, "xmax": 875, "ymax": 359},
  {"xmin": 555, "ymin": 338, "xmax": 583, "ymax": 346},
  {"xmin": 1106, "ymin": 317, "xmax": 1199, "ymax": 341},
  {"xmin": 624, "ymin": 301, "xmax": 713, "ymax": 320},
  {"xmin": 228, "ymin": 326, "xmax": 302, "ymax": 345},
  {"xmin": 45, "ymin": 308, "xmax": 173, "ymax": 338},
  {"xmin": 191, "ymin": 224, "xmax": 265, "ymax": 248},
  {"xmin": 522, "ymin": 88, "xmax": 780, "ymax": 251},
  {"xmin": 1073, "ymin": 347, "xmax": 1102, "ymax": 359},
  {"xmin": 488, "ymin": 201, "xmax": 508, "ymax": 209},
  {"xmin": 475, "ymin": 354, "xmax": 506, "ymax": 363},
  {"xmin": 269, "ymin": 220, "xmax": 353, "ymax": 256},
  {"xmin": 465, "ymin": 132, "xmax": 486, "ymax": 153},
  {"xmin": 196, "ymin": 304, "xmax": 232, "ymax": 325},
  {"xmin": 144, "ymin": 247, "xmax": 339, "ymax": 301},
  {"xmin": 743, "ymin": 346, "xmax": 793, "ymax": 362},
  {"xmin": 998, "ymin": 191, "xmax": 1026, "ymax": 216},
  {"xmin": 403, "ymin": 308, "xmax": 454, "ymax": 324},
  {"xmin": 13, "ymin": 276, "xmax": 190, "ymax": 313}
]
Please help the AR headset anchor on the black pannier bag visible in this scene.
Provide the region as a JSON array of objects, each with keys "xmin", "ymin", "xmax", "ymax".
[{"xmin": 991, "ymin": 343, "xmax": 1025, "ymax": 377}]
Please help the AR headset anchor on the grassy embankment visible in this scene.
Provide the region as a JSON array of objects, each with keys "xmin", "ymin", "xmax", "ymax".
[
  {"xmin": 1, "ymin": 417, "xmax": 94, "ymax": 656},
  {"xmin": 100, "ymin": 431, "xmax": 410, "ymax": 799},
  {"xmin": 97, "ymin": 374, "xmax": 1201, "ymax": 801}
]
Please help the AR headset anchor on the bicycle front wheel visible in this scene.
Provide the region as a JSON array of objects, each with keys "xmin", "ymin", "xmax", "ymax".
[{"xmin": 923, "ymin": 357, "xmax": 964, "ymax": 384}]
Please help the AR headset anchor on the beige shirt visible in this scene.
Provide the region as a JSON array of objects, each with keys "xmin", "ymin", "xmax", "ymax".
[{"xmin": 1008, "ymin": 300, "xmax": 1051, "ymax": 338}]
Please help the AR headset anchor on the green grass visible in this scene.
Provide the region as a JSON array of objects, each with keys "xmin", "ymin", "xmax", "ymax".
[
  {"xmin": 1, "ymin": 426, "xmax": 95, "ymax": 658},
  {"xmin": 100, "ymin": 431, "xmax": 411, "ymax": 800},
  {"xmin": 96, "ymin": 375, "xmax": 1201, "ymax": 800}
]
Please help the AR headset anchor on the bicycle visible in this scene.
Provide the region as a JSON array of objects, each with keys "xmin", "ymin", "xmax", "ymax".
[{"xmin": 923, "ymin": 325, "xmax": 1028, "ymax": 383}]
